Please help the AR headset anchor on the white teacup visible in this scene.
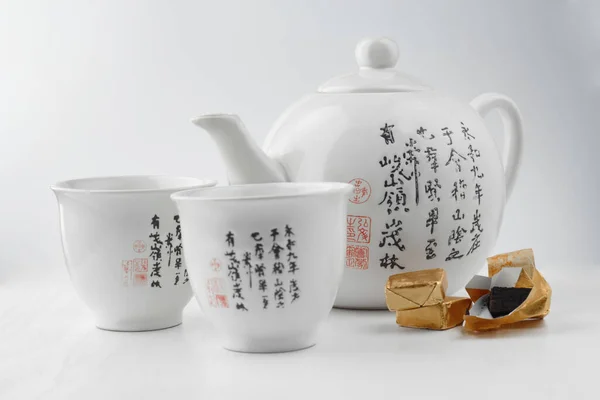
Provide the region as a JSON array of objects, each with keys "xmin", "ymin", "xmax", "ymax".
[
  {"xmin": 51, "ymin": 175, "xmax": 217, "ymax": 331},
  {"xmin": 172, "ymin": 182, "xmax": 352, "ymax": 353}
]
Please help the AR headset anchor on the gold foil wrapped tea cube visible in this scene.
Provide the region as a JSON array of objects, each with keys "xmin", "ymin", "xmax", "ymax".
[
  {"xmin": 464, "ymin": 248, "xmax": 552, "ymax": 332},
  {"xmin": 395, "ymin": 297, "xmax": 472, "ymax": 330},
  {"xmin": 385, "ymin": 268, "xmax": 447, "ymax": 311}
]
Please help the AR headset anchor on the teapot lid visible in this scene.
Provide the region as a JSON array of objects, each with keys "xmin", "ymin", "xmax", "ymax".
[{"xmin": 317, "ymin": 37, "xmax": 430, "ymax": 93}]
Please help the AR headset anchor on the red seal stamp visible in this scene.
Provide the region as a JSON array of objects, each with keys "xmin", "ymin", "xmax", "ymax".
[
  {"xmin": 348, "ymin": 178, "xmax": 371, "ymax": 204},
  {"xmin": 133, "ymin": 273, "xmax": 148, "ymax": 286},
  {"xmin": 346, "ymin": 245, "xmax": 369, "ymax": 270},
  {"xmin": 133, "ymin": 240, "xmax": 147, "ymax": 253},
  {"xmin": 210, "ymin": 258, "xmax": 222, "ymax": 272},
  {"xmin": 347, "ymin": 215, "xmax": 371, "ymax": 244},
  {"xmin": 121, "ymin": 260, "xmax": 133, "ymax": 286},
  {"xmin": 122, "ymin": 258, "xmax": 149, "ymax": 287},
  {"xmin": 134, "ymin": 258, "xmax": 148, "ymax": 272},
  {"xmin": 207, "ymin": 278, "xmax": 229, "ymax": 308}
]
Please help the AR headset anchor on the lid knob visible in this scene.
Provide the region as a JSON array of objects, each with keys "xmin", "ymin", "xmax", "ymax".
[{"xmin": 355, "ymin": 37, "xmax": 399, "ymax": 69}]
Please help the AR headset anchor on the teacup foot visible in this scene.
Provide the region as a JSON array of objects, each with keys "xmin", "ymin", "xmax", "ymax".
[
  {"xmin": 221, "ymin": 333, "xmax": 317, "ymax": 353},
  {"xmin": 95, "ymin": 314, "xmax": 183, "ymax": 332}
]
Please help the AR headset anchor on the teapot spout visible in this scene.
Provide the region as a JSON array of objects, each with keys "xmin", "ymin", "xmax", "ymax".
[{"xmin": 191, "ymin": 114, "xmax": 287, "ymax": 185}]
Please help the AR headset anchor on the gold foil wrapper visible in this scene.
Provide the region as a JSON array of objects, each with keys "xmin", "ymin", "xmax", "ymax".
[
  {"xmin": 395, "ymin": 297, "xmax": 472, "ymax": 330},
  {"xmin": 487, "ymin": 248, "xmax": 535, "ymax": 278},
  {"xmin": 385, "ymin": 268, "xmax": 448, "ymax": 311},
  {"xmin": 464, "ymin": 249, "xmax": 552, "ymax": 332}
]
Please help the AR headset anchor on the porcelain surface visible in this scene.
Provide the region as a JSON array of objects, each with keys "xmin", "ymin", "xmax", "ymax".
[
  {"xmin": 52, "ymin": 175, "xmax": 217, "ymax": 331},
  {"xmin": 172, "ymin": 182, "xmax": 351, "ymax": 352},
  {"xmin": 193, "ymin": 37, "xmax": 523, "ymax": 309}
]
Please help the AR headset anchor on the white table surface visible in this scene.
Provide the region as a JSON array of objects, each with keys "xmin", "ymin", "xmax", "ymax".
[{"xmin": 0, "ymin": 268, "xmax": 596, "ymax": 400}]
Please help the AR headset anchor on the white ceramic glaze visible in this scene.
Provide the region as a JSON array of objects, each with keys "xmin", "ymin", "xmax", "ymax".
[
  {"xmin": 192, "ymin": 37, "xmax": 523, "ymax": 309},
  {"xmin": 172, "ymin": 182, "xmax": 352, "ymax": 352},
  {"xmin": 51, "ymin": 175, "xmax": 217, "ymax": 331}
]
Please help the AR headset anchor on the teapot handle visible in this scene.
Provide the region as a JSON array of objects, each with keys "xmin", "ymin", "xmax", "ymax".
[{"xmin": 470, "ymin": 93, "xmax": 523, "ymax": 201}]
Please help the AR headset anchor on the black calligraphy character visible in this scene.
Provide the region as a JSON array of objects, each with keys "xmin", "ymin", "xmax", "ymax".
[
  {"xmin": 165, "ymin": 233, "xmax": 173, "ymax": 267},
  {"xmin": 445, "ymin": 248, "xmax": 464, "ymax": 261},
  {"xmin": 425, "ymin": 239, "xmax": 437, "ymax": 260},
  {"xmin": 259, "ymin": 279, "xmax": 267, "ymax": 292},
  {"xmin": 226, "ymin": 231, "xmax": 235, "ymax": 247},
  {"xmin": 232, "ymin": 282, "xmax": 245, "ymax": 300},
  {"xmin": 150, "ymin": 243, "xmax": 162, "ymax": 261},
  {"xmin": 287, "ymin": 252, "xmax": 298, "ymax": 262},
  {"xmin": 474, "ymin": 183, "xmax": 483, "ymax": 205},
  {"xmin": 269, "ymin": 242, "xmax": 284, "ymax": 259},
  {"xmin": 151, "ymin": 262, "xmax": 161, "ymax": 278},
  {"xmin": 379, "ymin": 155, "xmax": 392, "ymax": 168},
  {"xmin": 383, "ymin": 172, "xmax": 398, "ymax": 188},
  {"xmin": 272, "ymin": 261, "xmax": 284, "ymax": 274},
  {"xmin": 270, "ymin": 228, "xmax": 280, "ymax": 242},
  {"xmin": 380, "ymin": 123, "xmax": 395, "ymax": 145},
  {"xmin": 471, "ymin": 209, "xmax": 483, "ymax": 233},
  {"xmin": 379, "ymin": 253, "xmax": 404, "ymax": 269},
  {"xmin": 228, "ymin": 265, "xmax": 240, "ymax": 281},
  {"xmin": 151, "ymin": 214, "xmax": 160, "ymax": 229},
  {"xmin": 174, "ymin": 274, "xmax": 180, "ymax": 285},
  {"xmin": 467, "ymin": 144, "xmax": 481, "ymax": 163},
  {"xmin": 425, "ymin": 179, "xmax": 442, "ymax": 202},
  {"xmin": 243, "ymin": 252, "xmax": 253, "ymax": 289},
  {"xmin": 225, "ymin": 250, "xmax": 238, "ymax": 262},
  {"xmin": 236, "ymin": 303, "xmax": 249, "ymax": 311},
  {"xmin": 379, "ymin": 190, "xmax": 399, "ymax": 214},
  {"xmin": 395, "ymin": 188, "xmax": 409, "ymax": 212},
  {"xmin": 274, "ymin": 278, "xmax": 286, "ymax": 308},
  {"xmin": 148, "ymin": 232, "xmax": 162, "ymax": 245},
  {"xmin": 174, "ymin": 244, "xmax": 182, "ymax": 257},
  {"xmin": 445, "ymin": 149, "xmax": 467, "ymax": 172},
  {"xmin": 451, "ymin": 180, "xmax": 467, "ymax": 201},
  {"xmin": 174, "ymin": 215, "xmax": 182, "ymax": 240},
  {"xmin": 262, "ymin": 296, "xmax": 269, "ymax": 310},
  {"xmin": 448, "ymin": 226, "xmax": 467, "ymax": 246},
  {"xmin": 452, "ymin": 208, "xmax": 465, "ymax": 221},
  {"xmin": 425, "ymin": 147, "xmax": 439, "ymax": 173},
  {"xmin": 286, "ymin": 239, "xmax": 296, "ymax": 251},
  {"xmin": 182, "ymin": 269, "xmax": 189, "ymax": 284},
  {"xmin": 289, "ymin": 279, "xmax": 300, "ymax": 303},
  {"xmin": 288, "ymin": 261, "xmax": 299, "ymax": 274},
  {"xmin": 426, "ymin": 207, "xmax": 439, "ymax": 235},
  {"xmin": 466, "ymin": 233, "xmax": 482, "ymax": 256},
  {"xmin": 442, "ymin": 127, "xmax": 453, "ymax": 145},
  {"xmin": 390, "ymin": 155, "xmax": 413, "ymax": 180},
  {"xmin": 417, "ymin": 126, "xmax": 434, "ymax": 140},
  {"xmin": 379, "ymin": 219, "xmax": 405, "ymax": 252},
  {"xmin": 470, "ymin": 165, "xmax": 484, "ymax": 179},
  {"xmin": 151, "ymin": 280, "xmax": 162, "ymax": 288},
  {"xmin": 285, "ymin": 225, "xmax": 295, "ymax": 237},
  {"xmin": 404, "ymin": 138, "xmax": 421, "ymax": 205},
  {"xmin": 251, "ymin": 232, "xmax": 263, "ymax": 241},
  {"xmin": 174, "ymin": 258, "xmax": 182, "ymax": 269},
  {"xmin": 255, "ymin": 263, "xmax": 266, "ymax": 277},
  {"xmin": 461, "ymin": 122, "xmax": 474, "ymax": 140},
  {"xmin": 254, "ymin": 242, "xmax": 264, "ymax": 260}
]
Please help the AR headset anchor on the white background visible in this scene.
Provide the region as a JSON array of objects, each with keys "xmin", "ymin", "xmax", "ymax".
[
  {"xmin": 1, "ymin": 1, "xmax": 599, "ymax": 399},
  {"xmin": 1, "ymin": 0, "xmax": 599, "ymax": 281}
]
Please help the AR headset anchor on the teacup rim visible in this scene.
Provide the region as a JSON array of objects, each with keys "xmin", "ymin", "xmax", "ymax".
[
  {"xmin": 50, "ymin": 175, "xmax": 217, "ymax": 194},
  {"xmin": 171, "ymin": 182, "xmax": 353, "ymax": 202}
]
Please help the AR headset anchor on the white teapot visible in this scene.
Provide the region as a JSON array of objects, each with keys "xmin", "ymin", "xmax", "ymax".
[{"xmin": 192, "ymin": 37, "xmax": 523, "ymax": 309}]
